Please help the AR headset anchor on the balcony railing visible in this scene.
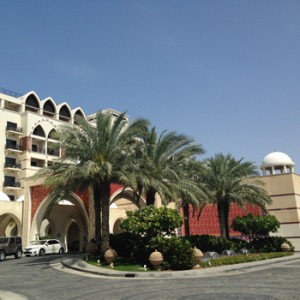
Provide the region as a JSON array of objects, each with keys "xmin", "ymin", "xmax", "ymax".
[
  {"xmin": 4, "ymin": 181, "xmax": 21, "ymax": 188},
  {"xmin": 31, "ymin": 147, "xmax": 45, "ymax": 154},
  {"xmin": 4, "ymin": 163, "xmax": 21, "ymax": 169},
  {"xmin": 59, "ymin": 115, "xmax": 71, "ymax": 122},
  {"xmin": 47, "ymin": 149, "xmax": 60, "ymax": 156},
  {"xmin": 5, "ymin": 144, "xmax": 22, "ymax": 151},
  {"xmin": 0, "ymin": 86, "xmax": 23, "ymax": 98},
  {"xmin": 6, "ymin": 126, "xmax": 23, "ymax": 134}
]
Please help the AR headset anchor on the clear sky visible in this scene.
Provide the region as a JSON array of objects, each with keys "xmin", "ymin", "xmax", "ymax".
[{"xmin": 1, "ymin": 1, "xmax": 300, "ymax": 172}]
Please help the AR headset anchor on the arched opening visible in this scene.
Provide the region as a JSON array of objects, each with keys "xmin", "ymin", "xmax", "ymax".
[
  {"xmin": 113, "ymin": 218, "xmax": 125, "ymax": 234},
  {"xmin": 59, "ymin": 105, "xmax": 71, "ymax": 122},
  {"xmin": 39, "ymin": 218, "xmax": 52, "ymax": 239},
  {"xmin": 47, "ymin": 129, "xmax": 60, "ymax": 156},
  {"xmin": 74, "ymin": 109, "xmax": 85, "ymax": 125},
  {"xmin": 33, "ymin": 125, "xmax": 46, "ymax": 137},
  {"xmin": 25, "ymin": 94, "xmax": 39, "ymax": 113},
  {"xmin": 0, "ymin": 213, "xmax": 21, "ymax": 236},
  {"xmin": 109, "ymin": 187, "xmax": 145, "ymax": 233},
  {"xmin": 66, "ymin": 221, "xmax": 80, "ymax": 252},
  {"xmin": 48, "ymin": 129, "xmax": 59, "ymax": 140},
  {"xmin": 43, "ymin": 100, "xmax": 56, "ymax": 117},
  {"xmin": 30, "ymin": 191, "xmax": 88, "ymax": 252}
]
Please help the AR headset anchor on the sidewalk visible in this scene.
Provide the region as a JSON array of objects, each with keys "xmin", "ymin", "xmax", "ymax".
[{"xmin": 61, "ymin": 252, "xmax": 300, "ymax": 278}]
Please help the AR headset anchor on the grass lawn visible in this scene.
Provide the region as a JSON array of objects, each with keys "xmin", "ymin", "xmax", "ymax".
[{"xmin": 86, "ymin": 257, "xmax": 154, "ymax": 272}]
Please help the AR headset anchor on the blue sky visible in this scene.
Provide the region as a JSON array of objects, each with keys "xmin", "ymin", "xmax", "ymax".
[{"xmin": 1, "ymin": 1, "xmax": 300, "ymax": 172}]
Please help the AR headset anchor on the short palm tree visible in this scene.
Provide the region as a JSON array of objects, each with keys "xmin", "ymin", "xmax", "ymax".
[
  {"xmin": 35, "ymin": 111, "xmax": 149, "ymax": 255},
  {"xmin": 203, "ymin": 153, "xmax": 272, "ymax": 239},
  {"xmin": 133, "ymin": 127, "xmax": 205, "ymax": 206}
]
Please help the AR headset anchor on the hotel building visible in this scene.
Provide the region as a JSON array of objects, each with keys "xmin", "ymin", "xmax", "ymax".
[{"xmin": 0, "ymin": 87, "xmax": 299, "ymax": 251}]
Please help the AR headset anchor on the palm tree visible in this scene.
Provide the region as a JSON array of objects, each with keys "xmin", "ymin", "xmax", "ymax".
[
  {"xmin": 203, "ymin": 153, "xmax": 272, "ymax": 239},
  {"xmin": 132, "ymin": 127, "xmax": 205, "ymax": 206},
  {"xmin": 177, "ymin": 159, "xmax": 209, "ymax": 236},
  {"xmin": 35, "ymin": 111, "xmax": 149, "ymax": 255}
]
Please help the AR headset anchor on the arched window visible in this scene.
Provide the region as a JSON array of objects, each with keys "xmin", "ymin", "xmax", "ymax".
[
  {"xmin": 33, "ymin": 125, "xmax": 45, "ymax": 137},
  {"xmin": 43, "ymin": 100, "xmax": 55, "ymax": 117},
  {"xmin": 74, "ymin": 110, "xmax": 85, "ymax": 125},
  {"xmin": 25, "ymin": 94, "xmax": 39, "ymax": 113},
  {"xmin": 48, "ymin": 129, "xmax": 59, "ymax": 140},
  {"xmin": 59, "ymin": 105, "xmax": 71, "ymax": 122}
]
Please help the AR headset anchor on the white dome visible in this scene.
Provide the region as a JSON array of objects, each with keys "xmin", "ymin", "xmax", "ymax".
[
  {"xmin": 0, "ymin": 192, "xmax": 10, "ymax": 201},
  {"xmin": 261, "ymin": 151, "xmax": 295, "ymax": 168}
]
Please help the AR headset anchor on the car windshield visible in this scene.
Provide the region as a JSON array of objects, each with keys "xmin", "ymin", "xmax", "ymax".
[{"xmin": 29, "ymin": 240, "xmax": 47, "ymax": 245}]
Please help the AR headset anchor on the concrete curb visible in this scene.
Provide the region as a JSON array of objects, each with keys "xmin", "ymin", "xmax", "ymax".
[{"xmin": 61, "ymin": 252, "xmax": 300, "ymax": 278}]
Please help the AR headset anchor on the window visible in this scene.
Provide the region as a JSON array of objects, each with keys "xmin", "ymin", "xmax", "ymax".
[
  {"xmin": 7, "ymin": 121, "xmax": 17, "ymax": 131},
  {"xmin": 4, "ymin": 176, "xmax": 16, "ymax": 186},
  {"xmin": 31, "ymin": 160, "xmax": 38, "ymax": 167},
  {"xmin": 5, "ymin": 157, "xmax": 16, "ymax": 168},
  {"xmin": 25, "ymin": 94, "xmax": 39, "ymax": 113},
  {"xmin": 6, "ymin": 139, "xmax": 17, "ymax": 149},
  {"xmin": 33, "ymin": 125, "xmax": 45, "ymax": 137}
]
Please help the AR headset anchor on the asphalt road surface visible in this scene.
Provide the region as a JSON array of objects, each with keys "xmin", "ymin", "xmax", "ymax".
[{"xmin": 0, "ymin": 254, "xmax": 299, "ymax": 300}]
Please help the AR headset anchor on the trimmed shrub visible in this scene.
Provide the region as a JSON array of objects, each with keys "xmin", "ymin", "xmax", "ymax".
[
  {"xmin": 249, "ymin": 236, "xmax": 294, "ymax": 253},
  {"xmin": 184, "ymin": 235, "xmax": 235, "ymax": 253},
  {"xmin": 149, "ymin": 236, "xmax": 194, "ymax": 270},
  {"xmin": 120, "ymin": 206, "xmax": 183, "ymax": 242},
  {"xmin": 200, "ymin": 252, "xmax": 293, "ymax": 268},
  {"xmin": 109, "ymin": 232, "xmax": 147, "ymax": 262},
  {"xmin": 232, "ymin": 213, "xmax": 280, "ymax": 239}
]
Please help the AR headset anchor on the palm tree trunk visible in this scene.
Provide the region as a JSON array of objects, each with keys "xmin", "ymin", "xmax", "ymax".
[
  {"xmin": 182, "ymin": 201, "xmax": 190, "ymax": 236},
  {"xmin": 100, "ymin": 181, "xmax": 111, "ymax": 256},
  {"xmin": 146, "ymin": 187, "xmax": 156, "ymax": 206},
  {"xmin": 224, "ymin": 201, "xmax": 230, "ymax": 240},
  {"xmin": 93, "ymin": 185, "xmax": 101, "ymax": 251},
  {"xmin": 217, "ymin": 201, "xmax": 227, "ymax": 239}
]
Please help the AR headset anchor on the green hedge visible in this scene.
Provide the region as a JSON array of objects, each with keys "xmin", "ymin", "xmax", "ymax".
[
  {"xmin": 184, "ymin": 235, "xmax": 294, "ymax": 253},
  {"xmin": 200, "ymin": 252, "xmax": 293, "ymax": 268}
]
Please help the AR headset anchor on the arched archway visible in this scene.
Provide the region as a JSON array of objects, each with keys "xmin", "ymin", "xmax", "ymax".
[
  {"xmin": 65, "ymin": 220, "xmax": 80, "ymax": 252},
  {"xmin": 30, "ymin": 192, "xmax": 89, "ymax": 250},
  {"xmin": 113, "ymin": 218, "xmax": 125, "ymax": 234},
  {"xmin": 0, "ymin": 213, "xmax": 22, "ymax": 236},
  {"xmin": 109, "ymin": 187, "xmax": 145, "ymax": 233}
]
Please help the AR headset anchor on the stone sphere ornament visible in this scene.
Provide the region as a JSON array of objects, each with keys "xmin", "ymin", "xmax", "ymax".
[
  {"xmin": 149, "ymin": 250, "xmax": 163, "ymax": 270},
  {"xmin": 86, "ymin": 242, "xmax": 97, "ymax": 256},
  {"xmin": 193, "ymin": 247, "xmax": 204, "ymax": 269},
  {"xmin": 280, "ymin": 242, "xmax": 291, "ymax": 252},
  {"xmin": 104, "ymin": 248, "xmax": 117, "ymax": 264}
]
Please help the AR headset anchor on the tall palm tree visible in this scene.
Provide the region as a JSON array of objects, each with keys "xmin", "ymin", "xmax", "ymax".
[
  {"xmin": 35, "ymin": 111, "xmax": 149, "ymax": 255},
  {"xmin": 132, "ymin": 127, "xmax": 205, "ymax": 206},
  {"xmin": 177, "ymin": 159, "xmax": 209, "ymax": 236},
  {"xmin": 203, "ymin": 153, "xmax": 272, "ymax": 239}
]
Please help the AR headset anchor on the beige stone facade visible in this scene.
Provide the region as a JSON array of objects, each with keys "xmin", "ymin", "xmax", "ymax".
[{"xmin": 0, "ymin": 88, "xmax": 142, "ymax": 251}]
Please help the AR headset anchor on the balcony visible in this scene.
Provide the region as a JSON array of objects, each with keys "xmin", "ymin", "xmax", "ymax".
[
  {"xmin": 4, "ymin": 162, "xmax": 21, "ymax": 171},
  {"xmin": 31, "ymin": 147, "xmax": 45, "ymax": 154},
  {"xmin": 4, "ymin": 181, "xmax": 21, "ymax": 190},
  {"xmin": 6, "ymin": 125, "xmax": 23, "ymax": 136},
  {"xmin": 5, "ymin": 144, "xmax": 22, "ymax": 153}
]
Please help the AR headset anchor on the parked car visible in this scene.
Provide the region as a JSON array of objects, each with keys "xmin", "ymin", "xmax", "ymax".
[
  {"xmin": 24, "ymin": 239, "xmax": 65, "ymax": 256},
  {"xmin": 0, "ymin": 236, "xmax": 23, "ymax": 262}
]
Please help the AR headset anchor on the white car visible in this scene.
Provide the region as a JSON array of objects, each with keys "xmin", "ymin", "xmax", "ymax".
[{"xmin": 24, "ymin": 239, "xmax": 65, "ymax": 256}]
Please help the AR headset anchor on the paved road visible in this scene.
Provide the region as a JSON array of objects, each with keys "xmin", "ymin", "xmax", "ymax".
[{"xmin": 0, "ymin": 254, "xmax": 300, "ymax": 300}]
